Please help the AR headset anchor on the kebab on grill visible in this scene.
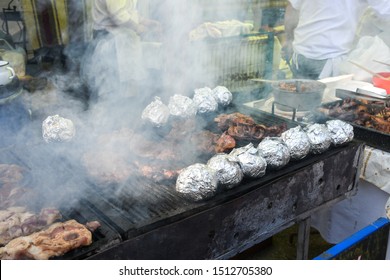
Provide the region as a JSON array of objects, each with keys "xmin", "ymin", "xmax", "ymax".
[{"xmin": 0, "ymin": 219, "xmax": 100, "ymax": 260}]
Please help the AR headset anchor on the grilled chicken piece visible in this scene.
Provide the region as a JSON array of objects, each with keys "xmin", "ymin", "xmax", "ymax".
[
  {"xmin": 215, "ymin": 113, "xmax": 288, "ymax": 141},
  {"xmin": 214, "ymin": 112, "xmax": 256, "ymax": 130},
  {"xmin": 0, "ymin": 219, "xmax": 99, "ymax": 260},
  {"xmin": 134, "ymin": 161, "xmax": 181, "ymax": 183},
  {"xmin": 215, "ymin": 132, "xmax": 236, "ymax": 153}
]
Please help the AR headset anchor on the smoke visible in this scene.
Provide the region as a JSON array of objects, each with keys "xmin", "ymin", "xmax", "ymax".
[{"xmin": 2, "ymin": 1, "xmax": 259, "ymax": 211}]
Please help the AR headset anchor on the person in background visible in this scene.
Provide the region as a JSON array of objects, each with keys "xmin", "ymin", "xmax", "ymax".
[
  {"xmin": 282, "ymin": 0, "xmax": 390, "ymax": 79},
  {"xmin": 20, "ymin": 0, "xmax": 69, "ymax": 69},
  {"xmin": 81, "ymin": 0, "xmax": 160, "ymax": 105}
]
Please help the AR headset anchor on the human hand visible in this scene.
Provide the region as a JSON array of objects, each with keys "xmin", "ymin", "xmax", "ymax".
[{"xmin": 281, "ymin": 42, "xmax": 293, "ymax": 62}]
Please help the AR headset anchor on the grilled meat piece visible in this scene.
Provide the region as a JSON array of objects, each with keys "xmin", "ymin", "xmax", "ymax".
[
  {"xmin": 190, "ymin": 131, "xmax": 220, "ymax": 155},
  {"xmin": 0, "ymin": 219, "xmax": 99, "ymax": 260},
  {"xmin": 134, "ymin": 161, "xmax": 181, "ymax": 183},
  {"xmin": 227, "ymin": 123, "xmax": 266, "ymax": 140},
  {"xmin": 0, "ymin": 183, "xmax": 30, "ymax": 209},
  {"xmin": 321, "ymin": 99, "xmax": 390, "ymax": 134},
  {"xmin": 215, "ymin": 132, "xmax": 236, "ymax": 153},
  {"xmin": 0, "ymin": 164, "xmax": 25, "ymax": 185},
  {"xmin": 264, "ymin": 123, "xmax": 288, "ymax": 137},
  {"xmin": 0, "ymin": 207, "xmax": 61, "ymax": 246},
  {"xmin": 215, "ymin": 113, "xmax": 288, "ymax": 141},
  {"xmin": 215, "ymin": 112, "xmax": 256, "ymax": 131}
]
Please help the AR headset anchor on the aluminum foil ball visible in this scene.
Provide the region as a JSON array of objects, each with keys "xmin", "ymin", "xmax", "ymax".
[
  {"xmin": 281, "ymin": 126, "xmax": 311, "ymax": 160},
  {"xmin": 326, "ymin": 120, "xmax": 354, "ymax": 146},
  {"xmin": 305, "ymin": 123, "xmax": 332, "ymax": 154},
  {"xmin": 230, "ymin": 143, "xmax": 267, "ymax": 178},
  {"xmin": 42, "ymin": 115, "xmax": 75, "ymax": 143},
  {"xmin": 207, "ymin": 153, "xmax": 244, "ymax": 189},
  {"xmin": 212, "ymin": 86, "xmax": 233, "ymax": 107},
  {"xmin": 193, "ymin": 87, "xmax": 219, "ymax": 114},
  {"xmin": 168, "ymin": 94, "xmax": 197, "ymax": 118},
  {"xmin": 257, "ymin": 137, "xmax": 290, "ymax": 170},
  {"xmin": 176, "ymin": 163, "xmax": 218, "ymax": 202},
  {"xmin": 141, "ymin": 97, "xmax": 170, "ymax": 127}
]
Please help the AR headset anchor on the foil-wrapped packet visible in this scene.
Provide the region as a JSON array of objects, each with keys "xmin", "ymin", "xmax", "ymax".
[
  {"xmin": 193, "ymin": 87, "xmax": 219, "ymax": 114},
  {"xmin": 230, "ymin": 143, "xmax": 267, "ymax": 178},
  {"xmin": 212, "ymin": 86, "xmax": 233, "ymax": 107},
  {"xmin": 305, "ymin": 123, "xmax": 332, "ymax": 154},
  {"xmin": 326, "ymin": 120, "xmax": 354, "ymax": 146},
  {"xmin": 207, "ymin": 153, "xmax": 243, "ymax": 189},
  {"xmin": 168, "ymin": 94, "xmax": 197, "ymax": 118},
  {"xmin": 257, "ymin": 137, "xmax": 290, "ymax": 169},
  {"xmin": 141, "ymin": 97, "xmax": 170, "ymax": 127},
  {"xmin": 281, "ymin": 126, "xmax": 311, "ymax": 160},
  {"xmin": 176, "ymin": 163, "xmax": 218, "ymax": 202},
  {"xmin": 42, "ymin": 115, "xmax": 75, "ymax": 143}
]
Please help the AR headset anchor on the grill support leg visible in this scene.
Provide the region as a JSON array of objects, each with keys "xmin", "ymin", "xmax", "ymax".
[{"xmin": 297, "ymin": 216, "xmax": 311, "ymax": 260}]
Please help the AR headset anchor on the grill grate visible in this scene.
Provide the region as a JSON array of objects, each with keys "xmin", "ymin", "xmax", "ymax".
[{"xmin": 80, "ymin": 107, "xmax": 305, "ymax": 240}]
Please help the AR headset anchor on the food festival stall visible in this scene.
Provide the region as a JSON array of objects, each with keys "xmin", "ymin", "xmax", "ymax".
[{"xmin": 0, "ymin": 0, "xmax": 388, "ymax": 261}]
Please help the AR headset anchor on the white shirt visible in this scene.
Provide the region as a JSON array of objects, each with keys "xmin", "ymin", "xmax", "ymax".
[
  {"xmin": 92, "ymin": 0, "xmax": 140, "ymax": 31},
  {"xmin": 289, "ymin": 0, "xmax": 390, "ymax": 60}
]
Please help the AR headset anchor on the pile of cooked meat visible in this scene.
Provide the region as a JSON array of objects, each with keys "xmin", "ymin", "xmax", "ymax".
[
  {"xmin": 82, "ymin": 112, "xmax": 287, "ymax": 185},
  {"xmin": 320, "ymin": 98, "xmax": 390, "ymax": 134},
  {"xmin": 0, "ymin": 163, "xmax": 100, "ymax": 260}
]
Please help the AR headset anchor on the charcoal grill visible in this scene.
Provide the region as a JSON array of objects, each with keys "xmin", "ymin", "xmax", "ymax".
[
  {"xmin": 0, "ymin": 107, "xmax": 364, "ymax": 260},
  {"xmin": 81, "ymin": 108, "xmax": 363, "ymax": 260},
  {"xmin": 86, "ymin": 141, "xmax": 363, "ymax": 260}
]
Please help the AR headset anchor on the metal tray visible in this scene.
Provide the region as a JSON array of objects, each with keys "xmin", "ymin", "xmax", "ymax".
[{"xmin": 315, "ymin": 100, "xmax": 390, "ymax": 153}]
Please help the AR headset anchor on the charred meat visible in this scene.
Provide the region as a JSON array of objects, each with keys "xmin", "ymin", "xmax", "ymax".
[
  {"xmin": 215, "ymin": 113, "xmax": 288, "ymax": 141},
  {"xmin": 215, "ymin": 132, "xmax": 236, "ymax": 153},
  {"xmin": 321, "ymin": 99, "xmax": 390, "ymax": 134},
  {"xmin": 0, "ymin": 219, "xmax": 100, "ymax": 260}
]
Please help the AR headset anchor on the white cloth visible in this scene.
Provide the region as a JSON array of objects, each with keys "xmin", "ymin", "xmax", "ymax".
[
  {"xmin": 82, "ymin": 0, "xmax": 146, "ymax": 98},
  {"xmin": 311, "ymin": 179, "xmax": 389, "ymax": 245},
  {"xmin": 289, "ymin": 0, "xmax": 390, "ymax": 60},
  {"xmin": 189, "ymin": 20, "xmax": 253, "ymax": 41},
  {"xmin": 318, "ymin": 55, "xmax": 347, "ymax": 79},
  {"xmin": 92, "ymin": 0, "xmax": 140, "ymax": 31},
  {"xmin": 361, "ymin": 146, "xmax": 390, "ymax": 195}
]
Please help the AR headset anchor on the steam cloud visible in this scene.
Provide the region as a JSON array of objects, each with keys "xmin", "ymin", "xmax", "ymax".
[{"xmin": 3, "ymin": 1, "xmax": 259, "ymax": 210}]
